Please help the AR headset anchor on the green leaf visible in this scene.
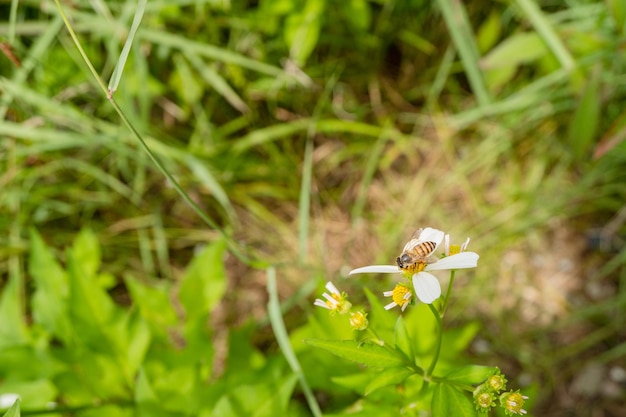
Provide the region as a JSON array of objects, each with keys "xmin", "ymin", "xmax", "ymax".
[
  {"xmin": 364, "ymin": 367, "xmax": 414, "ymax": 395},
  {"xmin": 444, "ymin": 365, "xmax": 497, "ymax": 384},
  {"xmin": 29, "ymin": 229, "xmax": 72, "ymax": 341},
  {"xmin": 135, "ymin": 367, "xmax": 157, "ymax": 404},
  {"xmin": 252, "ymin": 374, "xmax": 298, "ymax": 417},
  {"xmin": 125, "ymin": 310, "xmax": 151, "ymax": 377},
  {"xmin": 1, "ymin": 399, "xmax": 20, "ymax": 417},
  {"xmin": 480, "ymin": 32, "xmax": 547, "ymax": 70},
  {"xmin": 124, "ymin": 274, "xmax": 177, "ymax": 336},
  {"xmin": 71, "ymin": 229, "xmax": 101, "ymax": 278},
  {"xmin": 0, "ymin": 274, "xmax": 29, "ymax": 348},
  {"xmin": 67, "ymin": 252, "xmax": 116, "ymax": 349},
  {"xmin": 364, "ymin": 287, "xmax": 396, "ymax": 344},
  {"xmin": 303, "ymin": 339, "xmax": 407, "ymax": 367},
  {"xmin": 405, "ymin": 303, "xmax": 437, "ymax": 356},
  {"xmin": 394, "ymin": 315, "xmax": 414, "ymax": 361},
  {"xmin": 608, "ymin": 0, "xmax": 626, "ymax": 36},
  {"xmin": 341, "ymin": 0, "xmax": 371, "ymax": 31},
  {"xmin": 568, "ymin": 73, "xmax": 600, "ymax": 161},
  {"xmin": 172, "ymin": 54, "xmax": 202, "ymax": 105},
  {"xmin": 284, "ymin": 0, "xmax": 325, "ymax": 66},
  {"xmin": 178, "ymin": 239, "xmax": 227, "ymax": 320},
  {"xmin": 0, "ymin": 379, "xmax": 57, "ymax": 410},
  {"xmin": 477, "ymin": 10, "xmax": 501, "ymax": 53},
  {"xmin": 432, "ymin": 383, "xmax": 476, "ymax": 417}
]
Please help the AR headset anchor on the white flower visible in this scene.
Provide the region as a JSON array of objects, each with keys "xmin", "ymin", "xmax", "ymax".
[
  {"xmin": 349, "ymin": 228, "xmax": 479, "ymax": 304},
  {"xmin": 383, "ymin": 283, "xmax": 412, "ymax": 311},
  {"xmin": 444, "ymin": 233, "xmax": 471, "ymax": 256},
  {"xmin": 0, "ymin": 393, "xmax": 20, "ymax": 409},
  {"xmin": 314, "ymin": 281, "xmax": 352, "ymax": 314}
]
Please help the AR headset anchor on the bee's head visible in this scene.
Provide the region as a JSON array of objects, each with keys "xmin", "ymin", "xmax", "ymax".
[{"xmin": 396, "ymin": 254, "xmax": 411, "ymax": 269}]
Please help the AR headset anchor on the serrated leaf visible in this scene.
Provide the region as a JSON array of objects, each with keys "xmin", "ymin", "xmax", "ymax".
[
  {"xmin": 124, "ymin": 275, "xmax": 177, "ymax": 335},
  {"xmin": 304, "ymin": 339, "xmax": 406, "ymax": 367},
  {"xmin": 0, "ymin": 274, "xmax": 30, "ymax": 348},
  {"xmin": 71, "ymin": 229, "xmax": 101, "ymax": 278},
  {"xmin": 364, "ymin": 367, "xmax": 414, "ymax": 395},
  {"xmin": 394, "ymin": 315, "xmax": 413, "ymax": 361},
  {"xmin": 432, "ymin": 383, "xmax": 476, "ymax": 417},
  {"xmin": 480, "ymin": 32, "xmax": 546, "ymax": 70},
  {"xmin": 178, "ymin": 239, "xmax": 227, "ymax": 320},
  {"xmin": 29, "ymin": 229, "xmax": 72, "ymax": 341},
  {"xmin": 444, "ymin": 365, "xmax": 497, "ymax": 384},
  {"xmin": 67, "ymin": 252, "xmax": 116, "ymax": 350}
]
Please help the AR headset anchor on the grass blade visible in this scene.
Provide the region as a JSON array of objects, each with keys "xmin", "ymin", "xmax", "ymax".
[
  {"xmin": 266, "ymin": 267, "xmax": 322, "ymax": 417},
  {"xmin": 108, "ymin": 0, "xmax": 147, "ymax": 96},
  {"xmin": 435, "ymin": 0, "xmax": 491, "ymax": 105},
  {"xmin": 298, "ymin": 137, "xmax": 314, "ymax": 264},
  {"xmin": 515, "ymin": 0, "xmax": 575, "ymax": 70}
]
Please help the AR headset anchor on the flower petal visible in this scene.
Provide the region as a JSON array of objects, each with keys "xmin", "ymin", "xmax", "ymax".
[
  {"xmin": 419, "ymin": 227, "xmax": 445, "ymax": 247},
  {"xmin": 425, "ymin": 252, "xmax": 479, "ymax": 271},
  {"xmin": 412, "ymin": 272, "xmax": 442, "ymax": 304},
  {"xmin": 314, "ymin": 299, "xmax": 329, "ymax": 309},
  {"xmin": 349, "ymin": 265, "xmax": 400, "ymax": 275},
  {"xmin": 325, "ymin": 281, "xmax": 340, "ymax": 294}
]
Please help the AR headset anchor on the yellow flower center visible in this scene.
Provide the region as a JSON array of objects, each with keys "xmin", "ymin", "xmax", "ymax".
[
  {"xmin": 476, "ymin": 392, "xmax": 494, "ymax": 409},
  {"xmin": 501, "ymin": 391, "xmax": 527, "ymax": 415},
  {"xmin": 487, "ymin": 374, "xmax": 507, "ymax": 392},
  {"xmin": 349, "ymin": 311, "xmax": 368, "ymax": 331},
  {"xmin": 449, "ymin": 244, "xmax": 461, "ymax": 255},
  {"xmin": 392, "ymin": 285, "xmax": 411, "ymax": 307}
]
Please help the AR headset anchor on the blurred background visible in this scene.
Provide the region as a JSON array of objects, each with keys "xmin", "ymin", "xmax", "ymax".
[{"xmin": 1, "ymin": 0, "xmax": 625, "ymax": 416}]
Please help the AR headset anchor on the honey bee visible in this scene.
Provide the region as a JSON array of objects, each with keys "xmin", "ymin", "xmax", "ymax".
[{"xmin": 396, "ymin": 228, "xmax": 438, "ymax": 272}]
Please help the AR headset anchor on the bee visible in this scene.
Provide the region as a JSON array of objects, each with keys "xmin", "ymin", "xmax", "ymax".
[{"xmin": 396, "ymin": 228, "xmax": 438, "ymax": 272}]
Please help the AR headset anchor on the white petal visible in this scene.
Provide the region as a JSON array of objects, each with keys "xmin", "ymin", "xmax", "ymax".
[
  {"xmin": 349, "ymin": 265, "xmax": 400, "ymax": 275},
  {"xmin": 425, "ymin": 252, "xmax": 479, "ymax": 271},
  {"xmin": 384, "ymin": 301, "xmax": 397, "ymax": 310},
  {"xmin": 444, "ymin": 234, "xmax": 450, "ymax": 256},
  {"xmin": 325, "ymin": 281, "xmax": 340, "ymax": 294},
  {"xmin": 322, "ymin": 293, "xmax": 339, "ymax": 305},
  {"xmin": 0, "ymin": 393, "xmax": 19, "ymax": 409},
  {"xmin": 383, "ymin": 290, "xmax": 394, "ymax": 296},
  {"xmin": 418, "ymin": 227, "xmax": 445, "ymax": 248},
  {"xmin": 314, "ymin": 299, "xmax": 329, "ymax": 309},
  {"xmin": 412, "ymin": 272, "xmax": 441, "ymax": 304},
  {"xmin": 461, "ymin": 237, "xmax": 471, "ymax": 251}
]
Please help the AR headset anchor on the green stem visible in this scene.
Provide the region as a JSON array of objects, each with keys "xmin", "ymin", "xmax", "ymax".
[
  {"xmin": 426, "ymin": 303, "xmax": 443, "ymax": 378},
  {"xmin": 441, "ymin": 270, "xmax": 456, "ymax": 317}
]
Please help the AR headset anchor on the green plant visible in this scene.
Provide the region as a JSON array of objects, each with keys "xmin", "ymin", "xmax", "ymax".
[
  {"xmin": 0, "ymin": 229, "xmax": 303, "ymax": 416},
  {"xmin": 305, "ymin": 227, "xmax": 530, "ymax": 416}
]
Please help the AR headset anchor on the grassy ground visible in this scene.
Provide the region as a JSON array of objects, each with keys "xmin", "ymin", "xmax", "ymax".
[{"xmin": 1, "ymin": 0, "xmax": 626, "ymax": 416}]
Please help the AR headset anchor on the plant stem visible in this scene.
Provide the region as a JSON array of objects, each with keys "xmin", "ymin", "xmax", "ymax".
[
  {"xmin": 426, "ymin": 303, "xmax": 443, "ymax": 378},
  {"xmin": 441, "ymin": 270, "xmax": 456, "ymax": 317}
]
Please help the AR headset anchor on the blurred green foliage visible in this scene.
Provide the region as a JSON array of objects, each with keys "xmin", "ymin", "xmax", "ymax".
[{"xmin": 1, "ymin": 0, "xmax": 626, "ymax": 415}]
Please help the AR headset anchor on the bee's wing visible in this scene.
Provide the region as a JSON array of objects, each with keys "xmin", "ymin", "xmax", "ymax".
[
  {"xmin": 402, "ymin": 238, "xmax": 422, "ymax": 253},
  {"xmin": 407, "ymin": 228, "xmax": 424, "ymax": 241}
]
